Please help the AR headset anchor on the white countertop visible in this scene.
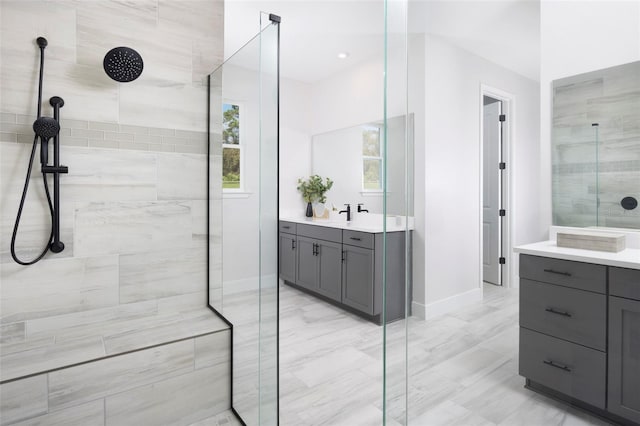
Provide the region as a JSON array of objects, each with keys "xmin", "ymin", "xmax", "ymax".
[
  {"xmin": 280, "ymin": 213, "xmax": 413, "ymax": 233},
  {"xmin": 514, "ymin": 240, "xmax": 640, "ymax": 270}
]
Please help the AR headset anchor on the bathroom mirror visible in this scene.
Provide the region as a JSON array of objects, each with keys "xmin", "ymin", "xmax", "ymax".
[
  {"xmin": 311, "ymin": 114, "xmax": 413, "ymax": 216},
  {"xmin": 552, "ymin": 61, "xmax": 640, "ymax": 230}
]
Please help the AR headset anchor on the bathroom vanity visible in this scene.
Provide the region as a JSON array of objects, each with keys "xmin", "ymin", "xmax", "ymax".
[
  {"xmin": 279, "ymin": 217, "xmax": 410, "ymax": 324},
  {"xmin": 515, "ymin": 241, "xmax": 640, "ymax": 425}
]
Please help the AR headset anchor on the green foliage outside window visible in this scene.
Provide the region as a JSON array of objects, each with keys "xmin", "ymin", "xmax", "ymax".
[{"xmin": 223, "ymin": 104, "xmax": 241, "ymax": 189}]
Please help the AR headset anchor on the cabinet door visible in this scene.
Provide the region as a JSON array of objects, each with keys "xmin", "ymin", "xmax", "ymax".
[
  {"xmin": 316, "ymin": 240, "xmax": 342, "ymax": 302},
  {"xmin": 296, "ymin": 236, "xmax": 318, "ymax": 291},
  {"xmin": 608, "ymin": 296, "xmax": 640, "ymax": 423},
  {"xmin": 342, "ymin": 245, "xmax": 375, "ymax": 314},
  {"xmin": 279, "ymin": 233, "xmax": 296, "ymax": 283}
]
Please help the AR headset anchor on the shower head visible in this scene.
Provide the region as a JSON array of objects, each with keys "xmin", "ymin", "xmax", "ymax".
[
  {"xmin": 33, "ymin": 117, "xmax": 59, "ymax": 166},
  {"xmin": 36, "ymin": 37, "xmax": 48, "ymax": 49},
  {"xmin": 103, "ymin": 47, "xmax": 143, "ymax": 82},
  {"xmin": 33, "ymin": 117, "xmax": 60, "ymax": 140}
]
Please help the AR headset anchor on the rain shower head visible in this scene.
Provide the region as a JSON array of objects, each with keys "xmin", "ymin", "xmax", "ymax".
[
  {"xmin": 103, "ymin": 46, "xmax": 143, "ymax": 82},
  {"xmin": 33, "ymin": 116, "xmax": 60, "ymax": 140}
]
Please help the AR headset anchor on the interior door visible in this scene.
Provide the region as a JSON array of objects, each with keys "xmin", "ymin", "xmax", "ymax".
[{"xmin": 483, "ymin": 98, "xmax": 501, "ymax": 285}]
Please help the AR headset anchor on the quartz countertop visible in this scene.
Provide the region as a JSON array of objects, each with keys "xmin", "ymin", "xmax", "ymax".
[
  {"xmin": 280, "ymin": 213, "xmax": 413, "ymax": 233},
  {"xmin": 514, "ymin": 240, "xmax": 640, "ymax": 270}
]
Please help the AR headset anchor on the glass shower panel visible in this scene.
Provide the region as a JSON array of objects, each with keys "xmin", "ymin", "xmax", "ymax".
[
  {"xmin": 552, "ymin": 78, "xmax": 600, "ymax": 228},
  {"xmin": 552, "ymin": 61, "xmax": 640, "ymax": 230},
  {"xmin": 208, "ymin": 16, "xmax": 280, "ymax": 425},
  {"xmin": 383, "ymin": 0, "xmax": 412, "ymax": 424}
]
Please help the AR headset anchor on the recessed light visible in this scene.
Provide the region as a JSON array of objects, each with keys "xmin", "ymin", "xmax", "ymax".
[{"xmin": 337, "ymin": 52, "xmax": 350, "ymax": 59}]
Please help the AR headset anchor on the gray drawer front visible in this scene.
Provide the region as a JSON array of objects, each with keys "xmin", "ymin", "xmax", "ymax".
[
  {"xmin": 520, "ymin": 280, "xmax": 606, "ymax": 351},
  {"xmin": 296, "ymin": 223, "xmax": 342, "ymax": 243},
  {"xmin": 610, "ymin": 267, "xmax": 640, "ymax": 301},
  {"xmin": 519, "ymin": 328, "xmax": 606, "ymax": 409},
  {"xmin": 343, "ymin": 230, "xmax": 374, "ymax": 249},
  {"xmin": 519, "ymin": 254, "xmax": 606, "ymax": 294},
  {"xmin": 279, "ymin": 221, "xmax": 297, "ymax": 235}
]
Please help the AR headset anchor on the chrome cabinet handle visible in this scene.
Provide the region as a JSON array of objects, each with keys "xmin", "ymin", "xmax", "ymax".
[
  {"xmin": 545, "ymin": 307, "xmax": 572, "ymax": 318},
  {"xmin": 543, "ymin": 268, "xmax": 572, "ymax": 277},
  {"xmin": 543, "ymin": 360, "xmax": 571, "ymax": 372}
]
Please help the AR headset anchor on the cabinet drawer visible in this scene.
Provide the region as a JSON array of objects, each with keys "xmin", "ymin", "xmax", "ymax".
[
  {"xmin": 519, "ymin": 254, "xmax": 606, "ymax": 294},
  {"xmin": 343, "ymin": 230, "xmax": 374, "ymax": 249},
  {"xmin": 610, "ymin": 267, "xmax": 640, "ymax": 301},
  {"xmin": 520, "ymin": 279, "xmax": 606, "ymax": 351},
  {"xmin": 279, "ymin": 221, "xmax": 297, "ymax": 235},
  {"xmin": 519, "ymin": 328, "xmax": 606, "ymax": 409},
  {"xmin": 296, "ymin": 223, "xmax": 342, "ymax": 243}
]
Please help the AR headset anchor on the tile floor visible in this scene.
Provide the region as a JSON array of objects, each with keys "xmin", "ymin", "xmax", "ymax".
[{"xmin": 279, "ymin": 282, "xmax": 612, "ymax": 426}]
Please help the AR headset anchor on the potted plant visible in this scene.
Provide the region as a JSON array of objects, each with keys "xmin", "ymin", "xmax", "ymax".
[{"xmin": 297, "ymin": 175, "xmax": 333, "ymax": 217}]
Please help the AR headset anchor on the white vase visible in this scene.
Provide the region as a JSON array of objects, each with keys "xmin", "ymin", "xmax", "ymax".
[{"xmin": 313, "ymin": 202, "xmax": 327, "ymax": 218}]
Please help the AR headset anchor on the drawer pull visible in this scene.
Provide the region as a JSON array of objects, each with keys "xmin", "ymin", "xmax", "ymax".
[
  {"xmin": 282, "ymin": 225, "xmax": 290, "ymax": 229},
  {"xmin": 545, "ymin": 307, "xmax": 572, "ymax": 318},
  {"xmin": 543, "ymin": 359, "xmax": 572, "ymax": 372},
  {"xmin": 543, "ymin": 269, "xmax": 572, "ymax": 277},
  {"xmin": 350, "ymin": 237, "xmax": 362, "ymax": 241}
]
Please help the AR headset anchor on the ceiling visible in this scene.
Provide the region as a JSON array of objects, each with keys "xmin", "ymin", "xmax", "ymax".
[{"xmin": 224, "ymin": 0, "xmax": 540, "ymax": 83}]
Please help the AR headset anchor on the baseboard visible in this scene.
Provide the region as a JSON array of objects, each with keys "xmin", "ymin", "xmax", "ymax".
[
  {"xmin": 422, "ymin": 287, "xmax": 483, "ymax": 319},
  {"xmin": 411, "ymin": 301, "xmax": 426, "ymax": 320}
]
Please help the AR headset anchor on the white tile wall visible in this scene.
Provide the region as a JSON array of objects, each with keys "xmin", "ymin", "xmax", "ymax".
[{"xmin": 0, "ymin": 0, "xmax": 227, "ymax": 423}]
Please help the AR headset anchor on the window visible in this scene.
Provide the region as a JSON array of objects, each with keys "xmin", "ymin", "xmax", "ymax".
[
  {"xmin": 222, "ymin": 103, "xmax": 242, "ymax": 190},
  {"xmin": 362, "ymin": 126, "xmax": 382, "ymax": 191}
]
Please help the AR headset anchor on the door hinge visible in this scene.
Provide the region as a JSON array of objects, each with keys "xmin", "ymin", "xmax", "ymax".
[
  {"xmin": 499, "ymin": 162, "xmax": 506, "ymax": 170},
  {"xmin": 499, "ymin": 209, "xmax": 506, "ymax": 217},
  {"xmin": 499, "ymin": 257, "xmax": 506, "ymax": 265},
  {"xmin": 499, "ymin": 114, "xmax": 506, "ymax": 122}
]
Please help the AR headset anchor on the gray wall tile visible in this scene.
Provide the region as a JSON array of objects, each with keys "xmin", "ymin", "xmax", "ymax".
[
  {"xmin": 105, "ymin": 364, "xmax": 230, "ymax": 425},
  {"xmin": 10, "ymin": 400, "xmax": 104, "ymax": 426},
  {"xmin": 49, "ymin": 339, "xmax": 194, "ymax": 410},
  {"xmin": 0, "ymin": 375, "xmax": 48, "ymax": 424}
]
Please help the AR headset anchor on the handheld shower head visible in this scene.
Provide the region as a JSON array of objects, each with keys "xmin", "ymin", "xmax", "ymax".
[
  {"xmin": 33, "ymin": 116, "xmax": 60, "ymax": 140},
  {"xmin": 33, "ymin": 116, "xmax": 60, "ymax": 165},
  {"xmin": 103, "ymin": 47, "xmax": 143, "ymax": 82}
]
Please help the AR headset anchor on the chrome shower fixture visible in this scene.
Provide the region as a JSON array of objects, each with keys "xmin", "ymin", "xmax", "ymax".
[{"xmin": 103, "ymin": 46, "xmax": 144, "ymax": 82}]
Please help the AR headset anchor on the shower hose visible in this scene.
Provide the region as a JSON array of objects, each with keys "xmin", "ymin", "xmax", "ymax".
[{"xmin": 10, "ymin": 44, "xmax": 55, "ymax": 265}]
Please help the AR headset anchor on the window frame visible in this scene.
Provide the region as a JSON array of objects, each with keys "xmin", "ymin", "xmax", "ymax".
[
  {"xmin": 361, "ymin": 125, "xmax": 384, "ymax": 193},
  {"xmin": 222, "ymin": 101, "xmax": 245, "ymax": 193}
]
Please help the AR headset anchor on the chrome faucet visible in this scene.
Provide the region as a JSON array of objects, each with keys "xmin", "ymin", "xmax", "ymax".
[
  {"xmin": 357, "ymin": 203, "xmax": 368, "ymax": 213},
  {"xmin": 339, "ymin": 204, "xmax": 351, "ymax": 221}
]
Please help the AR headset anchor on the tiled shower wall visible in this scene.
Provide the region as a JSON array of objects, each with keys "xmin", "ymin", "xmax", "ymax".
[
  {"xmin": 552, "ymin": 61, "xmax": 640, "ymax": 229},
  {"xmin": 0, "ymin": 0, "xmax": 223, "ymax": 360}
]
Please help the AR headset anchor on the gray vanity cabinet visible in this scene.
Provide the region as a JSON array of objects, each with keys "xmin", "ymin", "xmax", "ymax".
[
  {"xmin": 608, "ymin": 268, "xmax": 640, "ymax": 424},
  {"xmin": 316, "ymin": 240, "xmax": 343, "ymax": 302},
  {"xmin": 519, "ymin": 255, "xmax": 640, "ymax": 425},
  {"xmin": 279, "ymin": 221, "xmax": 408, "ymax": 324},
  {"xmin": 342, "ymin": 244, "xmax": 375, "ymax": 314},
  {"xmin": 294, "ymin": 231, "xmax": 342, "ymax": 303},
  {"xmin": 295, "ymin": 236, "xmax": 317, "ymax": 291},
  {"xmin": 279, "ymin": 233, "xmax": 297, "ymax": 284}
]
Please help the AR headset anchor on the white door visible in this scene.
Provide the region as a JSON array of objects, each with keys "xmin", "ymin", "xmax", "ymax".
[{"xmin": 483, "ymin": 99, "xmax": 501, "ymax": 285}]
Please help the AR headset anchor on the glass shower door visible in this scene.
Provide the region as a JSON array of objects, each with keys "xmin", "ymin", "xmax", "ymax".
[{"xmin": 208, "ymin": 15, "xmax": 280, "ymax": 426}]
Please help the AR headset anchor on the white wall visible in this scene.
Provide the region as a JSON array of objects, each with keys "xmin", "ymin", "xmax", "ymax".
[
  {"xmin": 280, "ymin": 78, "xmax": 313, "ymax": 216},
  {"xmin": 419, "ymin": 35, "xmax": 541, "ymax": 315},
  {"xmin": 540, "ymin": 0, "xmax": 640, "ymax": 234},
  {"xmin": 223, "ymin": 69, "xmax": 311, "ymax": 285}
]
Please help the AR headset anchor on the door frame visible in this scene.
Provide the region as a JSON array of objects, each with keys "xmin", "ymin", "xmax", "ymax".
[{"xmin": 479, "ymin": 84, "xmax": 515, "ymax": 288}]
